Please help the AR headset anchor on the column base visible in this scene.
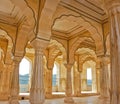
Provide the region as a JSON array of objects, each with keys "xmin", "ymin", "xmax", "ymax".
[
  {"xmin": 30, "ymin": 99, "xmax": 45, "ymax": 104},
  {"xmin": 110, "ymin": 94, "xmax": 117, "ymax": 104},
  {"xmin": 30, "ymin": 101, "xmax": 44, "ymax": 104},
  {"xmin": 64, "ymin": 97, "xmax": 74, "ymax": 104},
  {"xmin": 9, "ymin": 98, "xmax": 19, "ymax": 104},
  {"xmin": 46, "ymin": 94, "xmax": 52, "ymax": 99},
  {"xmin": 99, "ymin": 95, "xmax": 109, "ymax": 99}
]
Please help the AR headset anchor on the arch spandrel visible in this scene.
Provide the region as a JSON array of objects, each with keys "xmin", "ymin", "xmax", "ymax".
[
  {"xmin": 46, "ymin": 39, "xmax": 67, "ymax": 69},
  {"xmin": 36, "ymin": 0, "xmax": 60, "ymax": 40}
]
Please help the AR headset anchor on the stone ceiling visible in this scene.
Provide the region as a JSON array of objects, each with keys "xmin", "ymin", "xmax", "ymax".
[{"xmin": 0, "ymin": 0, "xmax": 109, "ymax": 64}]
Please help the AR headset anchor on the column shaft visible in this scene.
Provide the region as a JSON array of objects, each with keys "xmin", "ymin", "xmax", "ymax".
[
  {"xmin": 30, "ymin": 48, "xmax": 45, "ymax": 104},
  {"xmin": 96, "ymin": 68, "xmax": 100, "ymax": 93},
  {"xmin": 64, "ymin": 64, "xmax": 74, "ymax": 103},
  {"xmin": 99, "ymin": 57, "xmax": 110, "ymax": 98},
  {"xmin": 45, "ymin": 69, "xmax": 52, "ymax": 98},
  {"xmin": 105, "ymin": 2, "xmax": 120, "ymax": 103},
  {"xmin": 30, "ymin": 38, "xmax": 49, "ymax": 104},
  {"xmin": 9, "ymin": 58, "xmax": 21, "ymax": 104}
]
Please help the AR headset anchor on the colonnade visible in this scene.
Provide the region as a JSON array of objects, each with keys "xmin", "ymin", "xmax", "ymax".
[
  {"xmin": 8, "ymin": 52, "xmax": 111, "ymax": 104},
  {"xmin": 1, "ymin": 1, "xmax": 120, "ymax": 104},
  {"xmin": 0, "ymin": 41, "xmax": 112, "ymax": 104}
]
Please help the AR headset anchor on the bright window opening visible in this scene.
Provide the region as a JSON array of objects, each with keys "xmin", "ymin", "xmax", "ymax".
[
  {"xmin": 52, "ymin": 63, "xmax": 57, "ymax": 87},
  {"xmin": 87, "ymin": 68, "xmax": 92, "ymax": 86},
  {"xmin": 19, "ymin": 58, "xmax": 31, "ymax": 93}
]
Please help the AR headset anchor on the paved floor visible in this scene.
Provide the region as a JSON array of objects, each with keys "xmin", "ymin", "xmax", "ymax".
[{"xmin": 0, "ymin": 96, "xmax": 110, "ymax": 104}]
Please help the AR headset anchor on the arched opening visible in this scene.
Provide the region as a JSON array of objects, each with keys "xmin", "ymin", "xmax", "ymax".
[
  {"xmin": 19, "ymin": 58, "xmax": 32, "ymax": 94},
  {"xmin": 52, "ymin": 62, "xmax": 66, "ymax": 95},
  {"xmin": 52, "ymin": 63, "xmax": 58, "ymax": 90},
  {"xmin": 87, "ymin": 68, "xmax": 92, "ymax": 86},
  {"xmin": 52, "ymin": 63, "xmax": 59, "ymax": 93},
  {"xmin": 81, "ymin": 60, "xmax": 97, "ymax": 93}
]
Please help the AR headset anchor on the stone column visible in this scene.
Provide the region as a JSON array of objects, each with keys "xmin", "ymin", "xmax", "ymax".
[
  {"xmin": 2, "ymin": 69, "xmax": 11, "ymax": 99},
  {"xmin": 58, "ymin": 59, "xmax": 62, "ymax": 92},
  {"xmin": 30, "ymin": 38, "xmax": 48, "ymax": 104},
  {"xmin": 99, "ymin": 57, "xmax": 110, "ymax": 99},
  {"xmin": 79, "ymin": 72, "xmax": 82, "ymax": 95},
  {"xmin": 73, "ymin": 64, "xmax": 79, "ymax": 96},
  {"xmin": 9, "ymin": 56, "xmax": 22, "ymax": 104},
  {"xmin": 81, "ymin": 67, "xmax": 87, "ymax": 91},
  {"xmin": 104, "ymin": 1, "xmax": 120, "ymax": 104},
  {"xmin": 45, "ymin": 57, "xmax": 55, "ymax": 98},
  {"xmin": 92, "ymin": 66, "xmax": 97, "ymax": 93},
  {"xmin": 0, "ymin": 71, "xmax": 5, "ymax": 96},
  {"xmin": 74, "ymin": 71, "xmax": 82, "ymax": 96},
  {"xmin": 96, "ymin": 61, "xmax": 100, "ymax": 93},
  {"xmin": 45, "ymin": 69, "xmax": 52, "ymax": 98},
  {"xmin": 0, "ymin": 71, "xmax": 2, "ymax": 94},
  {"xmin": 64, "ymin": 64, "xmax": 74, "ymax": 104},
  {"xmin": 75, "ymin": 63, "xmax": 82, "ymax": 96}
]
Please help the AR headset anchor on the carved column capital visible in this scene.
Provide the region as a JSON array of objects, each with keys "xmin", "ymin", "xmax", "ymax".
[
  {"xmin": 97, "ymin": 56, "xmax": 110, "ymax": 65},
  {"xmin": 47, "ymin": 58, "xmax": 55, "ymax": 70},
  {"xmin": 96, "ymin": 59, "xmax": 101, "ymax": 69},
  {"xmin": 64, "ymin": 63, "xmax": 73, "ymax": 70},
  {"xmin": 78, "ymin": 63, "xmax": 83, "ymax": 73},
  {"xmin": 13, "ymin": 56, "xmax": 22, "ymax": 63},
  {"xmin": 31, "ymin": 38, "xmax": 49, "ymax": 50}
]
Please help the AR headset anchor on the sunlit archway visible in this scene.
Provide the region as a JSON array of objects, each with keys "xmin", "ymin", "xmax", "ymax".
[
  {"xmin": 81, "ymin": 60, "xmax": 97, "ymax": 93},
  {"xmin": 19, "ymin": 58, "xmax": 32, "ymax": 93},
  {"xmin": 52, "ymin": 62, "xmax": 66, "ymax": 95}
]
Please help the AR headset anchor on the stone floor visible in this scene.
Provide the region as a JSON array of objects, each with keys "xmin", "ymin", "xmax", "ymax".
[{"xmin": 0, "ymin": 96, "xmax": 110, "ymax": 104}]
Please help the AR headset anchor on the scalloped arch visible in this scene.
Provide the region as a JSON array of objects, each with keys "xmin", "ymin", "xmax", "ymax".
[
  {"xmin": 0, "ymin": 28, "xmax": 14, "ymax": 48},
  {"xmin": 50, "ymin": 39, "xmax": 67, "ymax": 63},
  {"xmin": 53, "ymin": 15, "xmax": 103, "ymax": 55}
]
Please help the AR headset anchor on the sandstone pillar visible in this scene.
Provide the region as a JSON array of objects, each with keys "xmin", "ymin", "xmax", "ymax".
[
  {"xmin": 81, "ymin": 67, "xmax": 87, "ymax": 91},
  {"xmin": 92, "ymin": 66, "xmax": 97, "ymax": 93},
  {"xmin": 73, "ymin": 64, "xmax": 78, "ymax": 96},
  {"xmin": 74, "ymin": 71, "xmax": 82, "ymax": 96},
  {"xmin": 58, "ymin": 59, "xmax": 62, "ymax": 92},
  {"xmin": 104, "ymin": 1, "xmax": 120, "ymax": 103},
  {"xmin": 73, "ymin": 71, "xmax": 80, "ymax": 96},
  {"xmin": 45, "ymin": 69, "xmax": 52, "ymax": 98},
  {"xmin": 30, "ymin": 39, "xmax": 48, "ymax": 104},
  {"xmin": 0, "ymin": 71, "xmax": 5, "ymax": 96},
  {"xmin": 9, "ymin": 57, "xmax": 22, "ymax": 104},
  {"xmin": 96, "ymin": 61, "xmax": 100, "ymax": 93},
  {"xmin": 64, "ymin": 64, "xmax": 74, "ymax": 104},
  {"xmin": 74, "ymin": 63, "xmax": 82, "ymax": 96},
  {"xmin": 79, "ymin": 72, "xmax": 82, "ymax": 95},
  {"xmin": 99, "ymin": 57, "xmax": 110, "ymax": 98},
  {"xmin": 2, "ymin": 69, "xmax": 11, "ymax": 99},
  {"xmin": 0, "ymin": 71, "xmax": 2, "ymax": 94}
]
